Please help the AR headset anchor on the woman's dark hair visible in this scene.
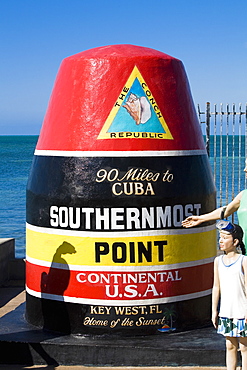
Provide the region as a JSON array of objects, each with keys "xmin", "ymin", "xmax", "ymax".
[{"xmin": 232, "ymin": 224, "xmax": 246, "ymax": 255}]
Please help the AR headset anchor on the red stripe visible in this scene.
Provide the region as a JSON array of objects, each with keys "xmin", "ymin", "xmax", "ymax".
[
  {"xmin": 36, "ymin": 45, "xmax": 204, "ymax": 152},
  {"xmin": 26, "ymin": 261, "xmax": 213, "ymax": 301}
]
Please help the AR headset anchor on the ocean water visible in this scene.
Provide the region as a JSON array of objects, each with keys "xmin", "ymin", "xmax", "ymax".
[
  {"xmin": 207, "ymin": 135, "xmax": 246, "ymax": 210},
  {"xmin": 0, "ymin": 136, "xmax": 38, "ymax": 258},
  {"xmin": 0, "ymin": 135, "xmax": 246, "ymax": 258}
]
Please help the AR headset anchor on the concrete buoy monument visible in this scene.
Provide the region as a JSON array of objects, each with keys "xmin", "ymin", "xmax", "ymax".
[{"xmin": 26, "ymin": 44, "xmax": 216, "ymax": 335}]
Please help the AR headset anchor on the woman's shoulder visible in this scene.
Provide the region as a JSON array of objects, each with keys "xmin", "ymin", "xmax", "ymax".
[
  {"xmin": 232, "ymin": 190, "xmax": 246, "ymax": 206},
  {"xmin": 214, "ymin": 255, "xmax": 221, "ymax": 264},
  {"xmin": 235, "ymin": 190, "xmax": 245, "ymax": 200},
  {"xmin": 237, "ymin": 189, "xmax": 247, "ymax": 199},
  {"xmin": 241, "ymin": 255, "xmax": 247, "ymax": 272},
  {"xmin": 242, "ymin": 255, "xmax": 247, "ymax": 262}
]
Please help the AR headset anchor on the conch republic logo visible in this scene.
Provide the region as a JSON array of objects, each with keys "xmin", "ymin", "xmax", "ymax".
[{"xmin": 97, "ymin": 66, "xmax": 173, "ymax": 140}]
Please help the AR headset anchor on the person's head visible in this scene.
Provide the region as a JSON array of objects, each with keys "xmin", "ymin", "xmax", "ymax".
[{"xmin": 216, "ymin": 220, "xmax": 246, "ymax": 254}]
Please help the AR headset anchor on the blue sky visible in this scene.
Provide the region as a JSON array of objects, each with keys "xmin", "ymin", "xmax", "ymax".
[{"xmin": 0, "ymin": 0, "xmax": 246, "ymax": 135}]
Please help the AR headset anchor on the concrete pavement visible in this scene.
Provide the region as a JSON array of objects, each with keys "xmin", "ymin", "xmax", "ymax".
[
  {"xmin": 0, "ymin": 366, "xmax": 229, "ymax": 370},
  {"xmin": 0, "ymin": 367, "xmax": 229, "ymax": 370}
]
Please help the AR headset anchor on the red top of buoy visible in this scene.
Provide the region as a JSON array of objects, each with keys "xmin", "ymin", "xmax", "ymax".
[{"xmin": 36, "ymin": 44, "xmax": 205, "ymax": 152}]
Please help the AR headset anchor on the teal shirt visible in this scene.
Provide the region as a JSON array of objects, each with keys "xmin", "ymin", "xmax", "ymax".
[{"xmin": 237, "ymin": 189, "xmax": 247, "ymax": 253}]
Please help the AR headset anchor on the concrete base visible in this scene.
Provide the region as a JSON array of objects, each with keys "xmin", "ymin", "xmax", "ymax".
[
  {"xmin": 0, "ymin": 239, "xmax": 15, "ymax": 286},
  {"xmin": 0, "ymin": 238, "xmax": 25, "ymax": 287},
  {"xmin": 0, "ymin": 302, "xmax": 230, "ymax": 367}
]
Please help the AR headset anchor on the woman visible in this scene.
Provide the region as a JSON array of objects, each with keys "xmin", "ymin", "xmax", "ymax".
[
  {"xmin": 182, "ymin": 160, "xmax": 247, "ymax": 248},
  {"xmin": 212, "ymin": 220, "xmax": 247, "ymax": 370}
]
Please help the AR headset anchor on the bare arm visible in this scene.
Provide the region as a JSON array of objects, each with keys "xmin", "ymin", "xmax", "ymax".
[
  {"xmin": 212, "ymin": 257, "xmax": 220, "ymax": 328},
  {"xmin": 182, "ymin": 191, "xmax": 243, "ymax": 228},
  {"xmin": 242, "ymin": 256, "xmax": 247, "ymax": 323}
]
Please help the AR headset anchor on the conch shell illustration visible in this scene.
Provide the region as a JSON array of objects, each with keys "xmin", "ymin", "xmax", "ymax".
[{"xmin": 123, "ymin": 93, "xmax": 151, "ymax": 125}]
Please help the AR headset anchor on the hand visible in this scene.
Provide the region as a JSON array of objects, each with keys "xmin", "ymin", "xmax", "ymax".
[
  {"xmin": 182, "ymin": 216, "xmax": 203, "ymax": 228},
  {"xmin": 211, "ymin": 312, "xmax": 218, "ymax": 328}
]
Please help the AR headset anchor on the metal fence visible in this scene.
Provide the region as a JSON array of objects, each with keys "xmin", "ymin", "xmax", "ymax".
[{"xmin": 197, "ymin": 103, "xmax": 247, "ymax": 222}]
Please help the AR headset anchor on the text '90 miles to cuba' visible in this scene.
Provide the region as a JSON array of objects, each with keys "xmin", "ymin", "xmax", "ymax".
[{"xmin": 96, "ymin": 167, "xmax": 173, "ymax": 196}]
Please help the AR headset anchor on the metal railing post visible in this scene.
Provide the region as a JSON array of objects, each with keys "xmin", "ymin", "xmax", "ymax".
[{"xmin": 206, "ymin": 102, "xmax": 211, "ymax": 156}]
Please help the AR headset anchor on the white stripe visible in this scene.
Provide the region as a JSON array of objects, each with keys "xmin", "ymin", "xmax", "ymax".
[
  {"xmin": 26, "ymin": 222, "xmax": 215, "ymax": 237},
  {"xmin": 26, "ymin": 255, "xmax": 215, "ymax": 271},
  {"xmin": 34, "ymin": 149, "xmax": 207, "ymax": 157},
  {"xmin": 26, "ymin": 286, "xmax": 211, "ymax": 305}
]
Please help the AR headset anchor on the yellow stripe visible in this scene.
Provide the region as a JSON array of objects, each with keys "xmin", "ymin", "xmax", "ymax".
[{"xmin": 26, "ymin": 227, "xmax": 216, "ymax": 267}]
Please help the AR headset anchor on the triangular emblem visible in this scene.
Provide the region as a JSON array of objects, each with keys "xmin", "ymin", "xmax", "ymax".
[{"xmin": 97, "ymin": 66, "xmax": 173, "ymax": 140}]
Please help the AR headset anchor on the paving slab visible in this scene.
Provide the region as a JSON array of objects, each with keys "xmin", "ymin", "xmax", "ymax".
[{"xmin": 0, "ymin": 366, "xmax": 230, "ymax": 370}]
